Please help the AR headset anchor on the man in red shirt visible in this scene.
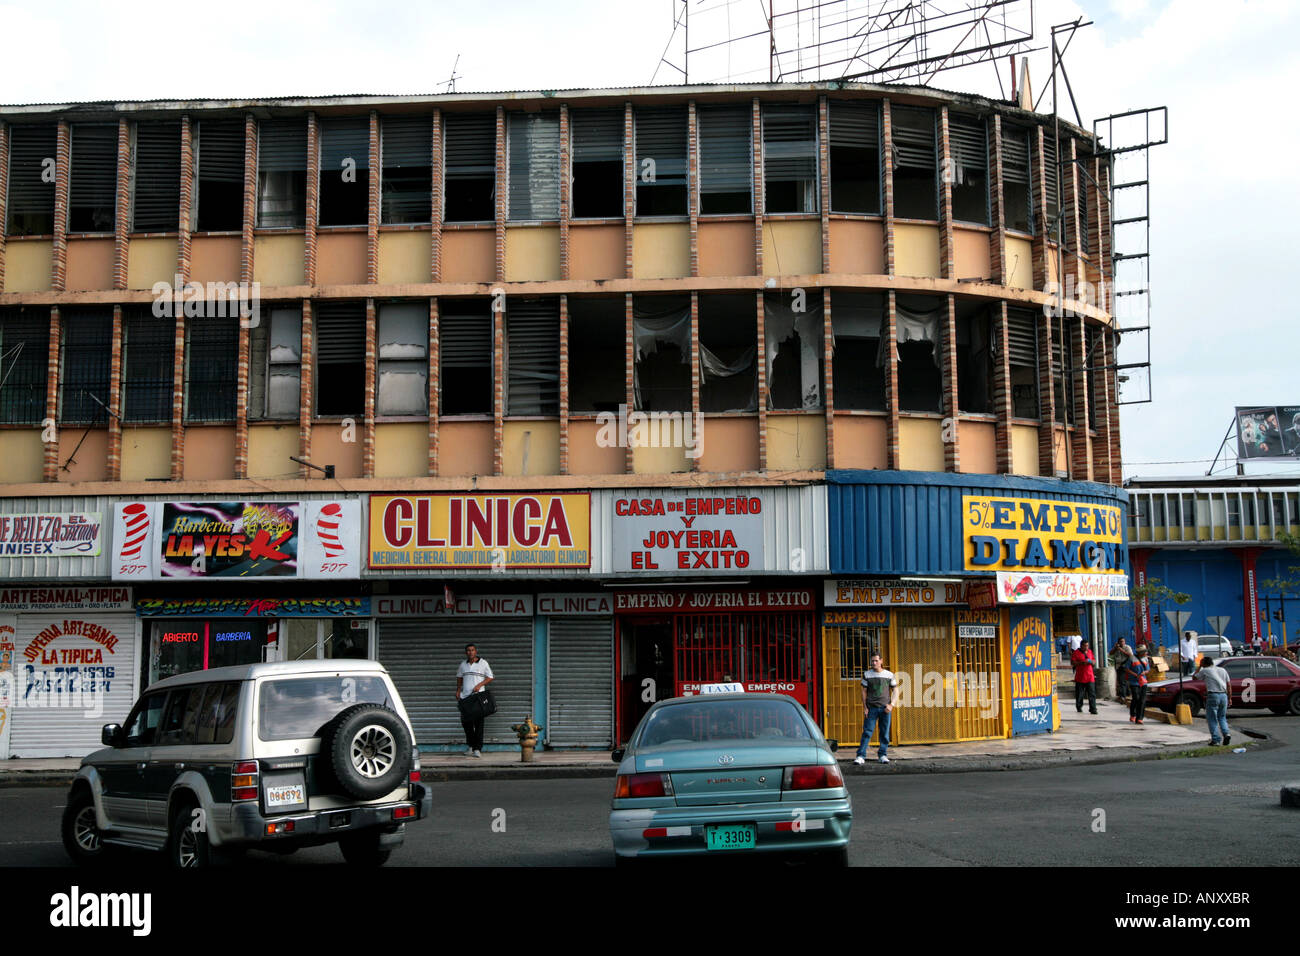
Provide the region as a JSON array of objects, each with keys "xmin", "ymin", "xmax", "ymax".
[{"xmin": 1071, "ymin": 638, "xmax": 1098, "ymax": 715}]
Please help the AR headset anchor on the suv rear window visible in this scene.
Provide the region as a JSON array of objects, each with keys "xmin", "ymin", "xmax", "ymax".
[{"xmin": 257, "ymin": 676, "xmax": 392, "ymax": 741}]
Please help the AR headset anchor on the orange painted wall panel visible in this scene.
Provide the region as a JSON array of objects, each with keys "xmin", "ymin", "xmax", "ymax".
[
  {"xmin": 957, "ymin": 419, "xmax": 998, "ymax": 474},
  {"xmin": 441, "ymin": 230, "xmax": 495, "ymax": 284},
  {"xmin": 182, "ymin": 426, "xmax": 236, "ymax": 480},
  {"xmin": 65, "ymin": 238, "xmax": 115, "ymax": 291},
  {"xmin": 568, "ymin": 419, "xmax": 626, "ymax": 475},
  {"xmin": 698, "ymin": 416, "xmax": 759, "ymax": 472},
  {"xmin": 953, "ymin": 227, "xmax": 992, "ymax": 281},
  {"xmin": 436, "ymin": 420, "xmax": 494, "ymax": 477},
  {"xmin": 569, "ymin": 223, "xmax": 626, "ymax": 280},
  {"xmin": 827, "ymin": 220, "xmax": 885, "ymax": 276},
  {"xmin": 698, "ymin": 220, "xmax": 756, "ymax": 277},
  {"xmin": 831, "ymin": 414, "xmax": 888, "ymax": 469},
  {"xmin": 190, "ymin": 236, "xmax": 242, "ymax": 285},
  {"xmin": 317, "ymin": 233, "xmax": 369, "ymax": 286},
  {"xmin": 55, "ymin": 429, "xmax": 108, "ymax": 482},
  {"xmin": 311, "ymin": 423, "xmax": 365, "ymax": 479}
]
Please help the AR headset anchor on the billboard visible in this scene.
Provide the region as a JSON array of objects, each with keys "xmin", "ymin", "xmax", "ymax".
[
  {"xmin": 962, "ymin": 495, "xmax": 1126, "ymax": 575},
  {"xmin": 1236, "ymin": 406, "xmax": 1300, "ymax": 459}
]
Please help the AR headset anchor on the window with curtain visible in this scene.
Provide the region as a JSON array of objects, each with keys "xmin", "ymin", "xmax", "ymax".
[
  {"xmin": 633, "ymin": 295, "xmax": 691, "ymax": 412},
  {"xmin": 895, "ymin": 293, "xmax": 943, "ymax": 412},
  {"xmin": 698, "ymin": 294, "xmax": 757, "ymax": 413},
  {"xmin": 830, "ymin": 291, "xmax": 885, "ymax": 411},
  {"xmin": 764, "ymin": 291, "xmax": 823, "ymax": 410}
]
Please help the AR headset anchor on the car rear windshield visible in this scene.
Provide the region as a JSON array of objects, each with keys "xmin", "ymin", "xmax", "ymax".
[
  {"xmin": 639, "ymin": 698, "xmax": 813, "ymax": 746},
  {"xmin": 258, "ymin": 676, "xmax": 393, "ymax": 742}
]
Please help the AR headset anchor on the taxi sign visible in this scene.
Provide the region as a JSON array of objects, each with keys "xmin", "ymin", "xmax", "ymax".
[{"xmin": 699, "ymin": 682, "xmax": 745, "ymax": 695}]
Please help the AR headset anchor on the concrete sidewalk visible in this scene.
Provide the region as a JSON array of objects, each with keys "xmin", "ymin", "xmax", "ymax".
[{"xmin": 0, "ymin": 698, "xmax": 1237, "ymax": 786}]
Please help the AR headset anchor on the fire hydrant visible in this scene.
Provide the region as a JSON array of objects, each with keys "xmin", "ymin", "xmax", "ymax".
[{"xmin": 510, "ymin": 716, "xmax": 543, "ymax": 762}]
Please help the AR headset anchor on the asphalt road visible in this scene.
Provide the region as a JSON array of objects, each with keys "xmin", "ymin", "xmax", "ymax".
[{"xmin": 3, "ymin": 712, "xmax": 1297, "ymax": 868}]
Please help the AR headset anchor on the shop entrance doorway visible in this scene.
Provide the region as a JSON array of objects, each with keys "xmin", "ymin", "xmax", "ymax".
[{"xmin": 619, "ymin": 617, "xmax": 673, "ymax": 742}]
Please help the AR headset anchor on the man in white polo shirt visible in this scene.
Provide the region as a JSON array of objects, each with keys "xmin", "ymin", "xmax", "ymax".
[
  {"xmin": 455, "ymin": 643, "xmax": 494, "ymax": 757},
  {"xmin": 1180, "ymin": 630, "xmax": 1198, "ymax": 677}
]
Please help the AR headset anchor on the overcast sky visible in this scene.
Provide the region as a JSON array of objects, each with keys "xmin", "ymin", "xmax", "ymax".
[{"xmin": 2, "ymin": 0, "xmax": 1293, "ymax": 484}]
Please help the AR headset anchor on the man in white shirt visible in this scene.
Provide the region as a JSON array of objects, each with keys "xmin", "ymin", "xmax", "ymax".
[
  {"xmin": 1179, "ymin": 631, "xmax": 1198, "ymax": 677},
  {"xmin": 455, "ymin": 644, "xmax": 494, "ymax": 757},
  {"xmin": 853, "ymin": 654, "xmax": 900, "ymax": 766}
]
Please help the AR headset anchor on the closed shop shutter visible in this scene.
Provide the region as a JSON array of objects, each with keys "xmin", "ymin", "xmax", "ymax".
[
  {"xmin": 9, "ymin": 613, "xmax": 138, "ymax": 758},
  {"xmin": 547, "ymin": 617, "xmax": 613, "ymax": 747},
  {"xmin": 377, "ymin": 618, "xmax": 533, "ymax": 746}
]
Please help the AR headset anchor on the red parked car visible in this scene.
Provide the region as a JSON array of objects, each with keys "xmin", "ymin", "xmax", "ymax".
[{"xmin": 1145, "ymin": 656, "xmax": 1300, "ymax": 718}]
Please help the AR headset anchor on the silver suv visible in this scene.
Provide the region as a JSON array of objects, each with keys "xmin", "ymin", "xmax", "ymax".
[{"xmin": 62, "ymin": 660, "xmax": 431, "ymax": 868}]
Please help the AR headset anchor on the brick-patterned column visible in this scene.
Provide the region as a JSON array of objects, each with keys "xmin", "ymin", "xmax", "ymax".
[
  {"xmin": 363, "ymin": 297, "xmax": 376, "ymax": 477},
  {"xmin": 304, "ymin": 113, "xmax": 319, "ymax": 287},
  {"xmin": 818, "ymin": 96, "xmax": 830, "ymax": 272},
  {"xmin": 234, "ymin": 318, "xmax": 250, "ymax": 478},
  {"xmin": 1030, "ymin": 125, "xmax": 1049, "ymax": 294},
  {"xmin": 881, "ymin": 101, "xmax": 894, "ymax": 276},
  {"xmin": 884, "ymin": 291, "xmax": 900, "ymax": 469},
  {"xmin": 937, "ymin": 107, "xmax": 954, "ymax": 280},
  {"xmin": 1037, "ymin": 310, "xmax": 1057, "ymax": 476},
  {"xmin": 687, "ymin": 100, "xmax": 699, "ymax": 278},
  {"xmin": 427, "ymin": 297, "xmax": 439, "ymax": 475},
  {"xmin": 51, "ymin": 121, "xmax": 70, "ymax": 291},
  {"xmin": 492, "ymin": 297, "xmax": 504, "ymax": 476},
  {"xmin": 169, "ymin": 307, "xmax": 186, "ymax": 479},
  {"xmin": 431, "ymin": 109, "xmax": 443, "ymax": 282},
  {"xmin": 940, "ymin": 294, "xmax": 959, "ymax": 472},
  {"xmin": 755, "ymin": 292, "xmax": 767, "ymax": 471},
  {"xmin": 240, "ymin": 114, "xmax": 256, "ymax": 285},
  {"xmin": 494, "ymin": 107, "xmax": 506, "ymax": 283},
  {"xmin": 0, "ymin": 122, "xmax": 9, "ymax": 289},
  {"xmin": 823, "ymin": 289, "xmax": 835, "ymax": 468},
  {"xmin": 689, "ymin": 291, "xmax": 700, "ymax": 473},
  {"xmin": 1070, "ymin": 314, "xmax": 1091, "ymax": 480},
  {"xmin": 988, "ymin": 114, "xmax": 1006, "ymax": 284},
  {"xmin": 1131, "ymin": 549, "xmax": 1151, "ymax": 644},
  {"xmin": 113, "ymin": 119, "xmax": 130, "ymax": 290},
  {"xmin": 297, "ymin": 300, "xmax": 314, "ymax": 478},
  {"xmin": 106, "ymin": 305, "xmax": 123, "ymax": 480},
  {"xmin": 43, "ymin": 307, "xmax": 62, "ymax": 481},
  {"xmin": 1065, "ymin": 137, "xmax": 1084, "ymax": 288},
  {"xmin": 992, "ymin": 302, "xmax": 1013, "ymax": 473},
  {"xmin": 1105, "ymin": 328, "xmax": 1121, "ymax": 484},
  {"xmin": 623, "ymin": 102, "xmax": 635, "ymax": 278},
  {"xmin": 559, "ymin": 294, "xmax": 570, "ymax": 474},
  {"xmin": 178, "ymin": 116, "xmax": 194, "ymax": 282},
  {"xmin": 752, "ymin": 98, "xmax": 764, "ymax": 275},
  {"xmin": 624, "ymin": 292, "xmax": 635, "ymax": 474},
  {"xmin": 366, "ymin": 111, "xmax": 379, "ymax": 284},
  {"xmin": 558, "ymin": 105, "xmax": 570, "ymax": 281}
]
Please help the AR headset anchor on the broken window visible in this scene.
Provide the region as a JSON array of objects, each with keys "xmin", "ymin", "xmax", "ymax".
[
  {"xmin": 571, "ymin": 109, "xmax": 623, "ymax": 219},
  {"xmin": 313, "ymin": 301, "xmax": 365, "ymax": 418},
  {"xmin": 122, "ymin": 308, "xmax": 175, "ymax": 423},
  {"xmin": 249, "ymin": 306, "xmax": 302, "ymax": 421},
  {"xmin": 698, "ymin": 105, "xmax": 752, "ymax": 215},
  {"xmin": 763, "ymin": 104, "xmax": 817, "ymax": 214},
  {"xmin": 185, "ymin": 316, "xmax": 238, "ymax": 422},
  {"xmin": 132, "ymin": 121, "xmax": 181, "ymax": 233},
  {"xmin": 830, "ymin": 291, "xmax": 885, "ymax": 411},
  {"xmin": 633, "ymin": 295, "xmax": 691, "ymax": 412},
  {"xmin": 195, "ymin": 118, "xmax": 245, "ymax": 232},
  {"xmin": 1001, "ymin": 124, "xmax": 1032, "ymax": 234},
  {"xmin": 955, "ymin": 301, "xmax": 993, "ymax": 414},
  {"xmin": 568, "ymin": 297, "xmax": 625, "ymax": 413},
  {"xmin": 949, "ymin": 113, "xmax": 988, "ymax": 225},
  {"xmin": 830, "ymin": 102, "xmax": 880, "ymax": 215},
  {"xmin": 890, "ymin": 106, "xmax": 936, "ymax": 221},
  {"xmin": 5, "ymin": 124, "xmax": 57, "ymax": 236},
  {"xmin": 507, "ymin": 112, "xmax": 560, "ymax": 221},
  {"xmin": 895, "ymin": 294, "xmax": 943, "ymax": 413},
  {"xmin": 257, "ymin": 118, "xmax": 307, "ymax": 228},
  {"xmin": 69, "ymin": 124, "xmax": 117, "ymax": 233},
  {"xmin": 439, "ymin": 301, "xmax": 493, "ymax": 416},
  {"xmin": 635, "ymin": 106, "xmax": 687, "ymax": 216},
  {"xmin": 0, "ymin": 307, "xmax": 49, "ymax": 424},
  {"xmin": 765, "ymin": 291, "xmax": 823, "ymax": 410},
  {"xmin": 506, "ymin": 298, "xmax": 559, "ymax": 416},
  {"xmin": 378, "ymin": 302, "xmax": 428, "ymax": 416},
  {"xmin": 60, "ymin": 309, "xmax": 113, "ymax": 424},
  {"xmin": 1051, "ymin": 318, "xmax": 1076, "ymax": 425},
  {"xmin": 698, "ymin": 294, "xmax": 756, "ymax": 413},
  {"xmin": 443, "ymin": 113, "xmax": 496, "ymax": 223},
  {"xmin": 1006, "ymin": 307, "xmax": 1039, "ymax": 419},
  {"xmin": 318, "ymin": 117, "xmax": 370, "ymax": 227},
  {"xmin": 381, "ymin": 114, "xmax": 432, "ymax": 225}
]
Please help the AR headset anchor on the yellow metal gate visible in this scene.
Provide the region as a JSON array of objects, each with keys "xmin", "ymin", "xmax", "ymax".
[
  {"xmin": 820, "ymin": 611, "xmax": 887, "ymax": 747},
  {"xmin": 891, "ymin": 609, "xmax": 957, "ymax": 744},
  {"xmin": 954, "ymin": 610, "xmax": 1006, "ymax": 740}
]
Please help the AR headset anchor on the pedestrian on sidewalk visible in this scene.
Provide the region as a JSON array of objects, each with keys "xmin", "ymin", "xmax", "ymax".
[
  {"xmin": 1108, "ymin": 637, "xmax": 1133, "ymax": 704},
  {"xmin": 455, "ymin": 643, "xmax": 494, "ymax": 757},
  {"xmin": 1071, "ymin": 639, "xmax": 1098, "ymax": 714},
  {"xmin": 1124, "ymin": 645, "xmax": 1151, "ymax": 724},
  {"xmin": 1180, "ymin": 630, "xmax": 1198, "ymax": 677},
  {"xmin": 853, "ymin": 654, "xmax": 899, "ymax": 766},
  {"xmin": 1194, "ymin": 656, "xmax": 1232, "ymax": 747}
]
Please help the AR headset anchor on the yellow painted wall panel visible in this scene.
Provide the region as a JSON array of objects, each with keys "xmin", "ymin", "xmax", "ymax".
[
  {"xmin": 375, "ymin": 422, "xmax": 430, "ymax": 478},
  {"xmin": 894, "ymin": 223, "xmax": 940, "ymax": 278},
  {"xmin": 120, "ymin": 427, "xmax": 171, "ymax": 481},
  {"xmin": 762, "ymin": 220, "xmax": 821, "ymax": 277},
  {"xmin": 632, "ymin": 223, "xmax": 689, "ymax": 279},
  {"xmin": 126, "ymin": 237, "xmax": 179, "ymax": 290},
  {"xmin": 253, "ymin": 234, "xmax": 305, "ymax": 287},
  {"xmin": 504, "ymin": 227, "xmax": 561, "ymax": 282},
  {"xmin": 502, "ymin": 420, "xmax": 560, "ymax": 476},
  {"xmin": 0, "ymin": 430, "xmax": 44, "ymax": 484},
  {"xmin": 898, "ymin": 417, "xmax": 944, "ymax": 471},
  {"xmin": 1011, "ymin": 424, "xmax": 1041, "ymax": 476},
  {"xmin": 632, "ymin": 443, "xmax": 689, "ymax": 475},
  {"xmin": 3, "ymin": 241, "xmax": 53, "ymax": 293},
  {"xmin": 378, "ymin": 231, "xmax": 433, "ymax": 284},
  {"xmin": 247, "ymin": 424, "xmax": 300, "ymax": 479},
  {"xmin": 767, "ymin": 414, "xmax": 827, "ymax": 471},
  {"xmin": 1006, "ymin": 237, "xmax": 1033, "ymax": 290}
]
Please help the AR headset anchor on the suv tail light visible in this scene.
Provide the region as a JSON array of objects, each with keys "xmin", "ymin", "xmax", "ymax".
[
  {"xmin": 409, "ymin": 753, "xmax": 421, "ymax": 785},
  {"xmin": 782, "ymin": 764, "xmax": 844, "ymax": 791},
  {"xmin": 614, "ymin": 773, "xmax": 674, "ymax": 799},
  {"xmin": 232, "ymin": 760, "xmax": 259, "ymax": 802}
]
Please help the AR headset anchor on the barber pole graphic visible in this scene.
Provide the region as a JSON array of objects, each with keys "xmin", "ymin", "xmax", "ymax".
[
  {"xmin": 120, "ymin": 504, "xmax": 149, "ymax": 559},
  {"xmin": 316, "ymin": 503, "xmax": 345, "ymax": 557},
  {"xmin": 301, "ymin": 501, "xmax": 361, "ymax": 580},
  {"xmin": 112, "ymin": 503, "xmax": 159, "ymax": 580}
]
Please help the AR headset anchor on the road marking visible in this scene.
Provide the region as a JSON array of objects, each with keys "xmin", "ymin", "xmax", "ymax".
[{"xmin": 0, "ymin": 840, "xmax": 60, "ymax": 846}]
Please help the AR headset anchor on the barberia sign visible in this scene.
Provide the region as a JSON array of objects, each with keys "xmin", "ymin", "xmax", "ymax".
[{"xmin": 962, "ymin": 495, "xmax": 1126, "ymax": 575}]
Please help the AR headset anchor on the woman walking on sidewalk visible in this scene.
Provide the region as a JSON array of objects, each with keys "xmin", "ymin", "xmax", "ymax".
[
  {"xmin": 1124, "ymin": 645, "xmax": 1151, "ymax": 724},
  {"xmin": 1071, "ymin": 639, "xmax": 1098, "ymax": 714}
]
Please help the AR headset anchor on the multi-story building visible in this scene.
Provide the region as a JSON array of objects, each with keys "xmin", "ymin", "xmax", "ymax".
[{"xmin": 0, "ymin": 81, "xmax": 1129, "ymax": 756}]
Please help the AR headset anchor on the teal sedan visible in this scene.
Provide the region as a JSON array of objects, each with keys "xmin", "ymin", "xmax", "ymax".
[{"xmin": 609, "ymin": 693, "xmax": 852, "ymax": 865}]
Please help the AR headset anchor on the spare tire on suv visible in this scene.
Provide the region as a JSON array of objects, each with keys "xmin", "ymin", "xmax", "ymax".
[{"xmin": 320, "ymin": 704, "xmax": 413, "ymax": 800}]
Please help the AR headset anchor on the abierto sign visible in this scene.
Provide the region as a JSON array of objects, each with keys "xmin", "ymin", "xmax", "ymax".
[{"xmin": 962, "ymin": 495, "xmax": 1126, "ymax": 575}]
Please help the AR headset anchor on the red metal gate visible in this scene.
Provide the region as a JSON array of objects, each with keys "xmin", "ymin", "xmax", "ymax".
[{"xmin": 673, "ymin": 612, "xmax": 812, "ymax": 706}]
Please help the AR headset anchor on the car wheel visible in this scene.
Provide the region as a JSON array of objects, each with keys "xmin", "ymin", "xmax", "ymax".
[
  {"xmin": 338, "ymin": 831, "xmax": 392, "ymax": 867},
  {"xmin": 61, "ymin": 789, "xmax": 111, "ymax": 865},
  {"xmin": 1288, "ymin": 691, "xmax": 1300, "ymax": 717},
  {"xmin": 1175, "ymin": 692, "xmax": 1201, "ymax": 719},
  {"xmin": 168, "ymin": 801, "xmax": 211, "ymax": 869},
  {"xmin": 322, "ymin": 704, "xmax": 413, "ymax": 801}
]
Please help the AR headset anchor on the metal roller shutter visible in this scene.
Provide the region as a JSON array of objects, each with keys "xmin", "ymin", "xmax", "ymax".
[
  {"xmin": 377, "ymin": 619, "xmax": 533, "ymax": 746},
  {"xmin": 547, "ymin": 617, "xmax": 613, "ymax": 747},
  {"xmin": 8, "ymin": 613, "xmax": 138, "ymax": 758}
]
